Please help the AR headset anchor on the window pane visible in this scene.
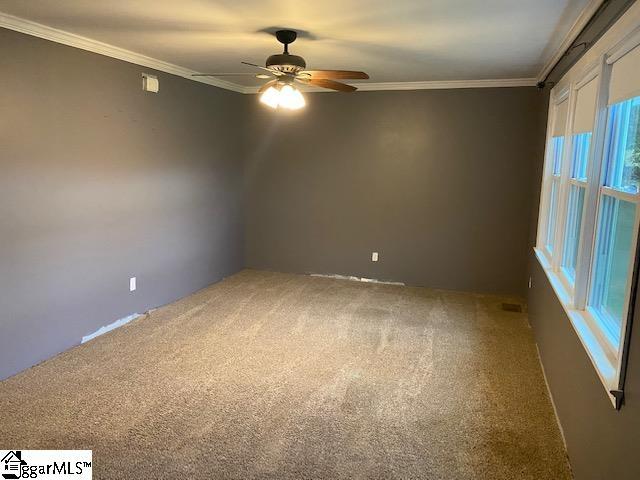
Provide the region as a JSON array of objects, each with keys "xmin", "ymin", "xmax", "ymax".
[
  {"xmin": 561, "ymin": 185, "xmax": 586, "ymax": 283},
  {"xmin": 604, "ymin": 96, "xmax": 640, "ymax": 193},
  {"xmin": 590, "ymin": 196, "xmax": 636, "ymax": 342},
  {"xmin": 571, "ymin": 132, "xmax": 592, "ymax": 180},
  {"xmin": 546, "ymin": 179, "xmax": 560, "ymax": 252},
  {"xmin": 552, "ymin": 136, "xmax": 564, "ymax": 175}
]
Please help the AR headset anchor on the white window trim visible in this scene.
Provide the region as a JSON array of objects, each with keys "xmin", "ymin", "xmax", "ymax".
[
  {"xmin": 537, "ymin": 87, "xmax": 570, "ymax": 264},
  {"xmin": 535, "ymin": 11, "xmax": 640, "ymax": 408},
  {"xmin": 535, "ymin": 249, "xmax": 618, "ymax": 392},
  {"xmin": 557, "ymin": 67, "xmax": 601, "ymax": 300},
  {"xmin": 555, "ymin": 86, "xmax": 579, "ymax": 297}
]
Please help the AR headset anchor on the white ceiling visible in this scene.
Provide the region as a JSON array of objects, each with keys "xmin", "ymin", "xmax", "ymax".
[{"xmin": 0, "ymin": 0, "xmax": 593, "ymax": 87}]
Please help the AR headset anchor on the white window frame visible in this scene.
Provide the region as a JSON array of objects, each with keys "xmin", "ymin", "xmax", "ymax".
[
  {"xmin": 537, "ymin": 88, "xmax": 570, "ymax": 264},
  {"xmin": 558, "ymin": 67, "xmax": 602, "ymax": 301},
  {"xmin": 535, "ymin": 12, "xmax": 640, "ymax": 409}
]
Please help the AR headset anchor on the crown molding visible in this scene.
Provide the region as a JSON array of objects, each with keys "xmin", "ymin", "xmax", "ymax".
[
  {"xmin": 0, "ymin": 11, "xmax": 536, "ymax": 94},
  {"xmin": 348, "ymin": 78, "xmax": 538, "ymax": 90},
  {"xmin": 244, "ymin": 78, "xmax": 538, "ymax": 94},
  {"xmin": 0, "ymin": 12, "xmax": 246, "ymax": 93},
  {"xmin": 536, "ymin": 0, "xmax": 604, "ymax": 83}
]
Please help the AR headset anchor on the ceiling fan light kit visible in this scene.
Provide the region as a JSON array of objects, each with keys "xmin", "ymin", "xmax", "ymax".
[
  {"xmin": 260, "ymin": 83, "xmax": 306, "ymax": 110},
  {"xmin": 193, "ymin": 29, "xmax": 369, "ymax": 111}
]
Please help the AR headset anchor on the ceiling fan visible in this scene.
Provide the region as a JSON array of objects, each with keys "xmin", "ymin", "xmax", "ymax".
[{"xmin": 193, "ymin": 29, "xmax": 370, "ymax": 110}]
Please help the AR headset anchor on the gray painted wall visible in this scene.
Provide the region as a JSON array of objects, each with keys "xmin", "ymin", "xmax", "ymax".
[
  {"xmin": 0, "ymin": 28, "xmax": 245, "ymax": 379},
  {"xmin": 244, "ymin": 88, "xmax": 543, "ymax": 295},
  {"xmin": 529, "ymin": 259, "xmax": 640, "ymax": 480}
]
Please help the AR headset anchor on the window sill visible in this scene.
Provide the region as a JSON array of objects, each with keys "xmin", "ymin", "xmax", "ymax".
[{"xmin": 534, "ymin": 248, "xmax": 618, "ymax": 408}]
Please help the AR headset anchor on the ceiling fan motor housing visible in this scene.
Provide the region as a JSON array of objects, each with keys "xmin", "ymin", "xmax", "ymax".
[
  {"xmin": 267, "ymin": 29, "xmax": 306, "ymax": 73},
  {"xmin": 266, "ymin": 53, "xmax": 306, "ymax": 73}
]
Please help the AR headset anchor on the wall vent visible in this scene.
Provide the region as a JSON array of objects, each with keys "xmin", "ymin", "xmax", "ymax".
[{"xmin": 501, "ymin": 303, "xmax": 523, "ymax": 313}]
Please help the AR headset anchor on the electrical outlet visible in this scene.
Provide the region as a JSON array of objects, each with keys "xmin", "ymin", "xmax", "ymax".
[
  {"xmin": 372, "ymin": 252, "xmax": 379, "ymax": 262},
  {"xmin": 130, "ymin": 277, "xmax": 137, "ymax": 292}
]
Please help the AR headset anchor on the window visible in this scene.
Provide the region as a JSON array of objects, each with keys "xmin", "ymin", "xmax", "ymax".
[
  {"xmin": 561, "ymin": 178, "xmax": 586, "ymax": 282},
  {"xmin": 560, "ymin": 77, "xmax": 598, "ymax": 289},
  {"xmin": 546, "ymin": 136, "xmax": 564, "ymax": 252},
  {"xmin": 535, "ymin": 26, "xmax": 640, "ymax": 408},
  {"xmin": 541, "ymin": 100, "xmax": 568, "ymax": 258},
  {"xmin": 603, "ymin": 97, "xmax": 640, "ymax": 194},
  {"xmin": 589, "ymin": 95, "xmax": 640, "ymax": 347}
]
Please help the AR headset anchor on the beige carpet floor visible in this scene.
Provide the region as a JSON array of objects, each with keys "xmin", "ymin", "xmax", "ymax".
[{"xmin": 0, "ymin": 270, "xmax": 571, "ymax": 479}]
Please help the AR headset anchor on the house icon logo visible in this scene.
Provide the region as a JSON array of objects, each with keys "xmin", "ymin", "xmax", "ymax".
[{"xmin": 1, "ymin": 451, "xmax": 26, "ymax": 480}]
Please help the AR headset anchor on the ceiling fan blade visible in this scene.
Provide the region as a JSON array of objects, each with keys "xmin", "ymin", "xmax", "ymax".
[
  {"xmin": 241, "ymin": 61, "xmax": 282, "ymax": 75},
  {"xmin": 306, "ymin": 78, "xmax": 357, "ymax": 92},
  {"xmin": 298, "ymin": 70, "xmax": 369, "ymax": 80},
  {"xmin": 258, "ymin": 80, "xmax": 278, "ymax": 93}
]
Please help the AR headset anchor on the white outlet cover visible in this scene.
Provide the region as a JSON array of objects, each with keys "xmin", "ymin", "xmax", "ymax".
[
  {"xmin": 372, "ymin": 252, "xmax": 379, "ymax": 262},
  {"xmin": 130, "ymin": 277, "xmax": 137, "ymax": 292}
]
